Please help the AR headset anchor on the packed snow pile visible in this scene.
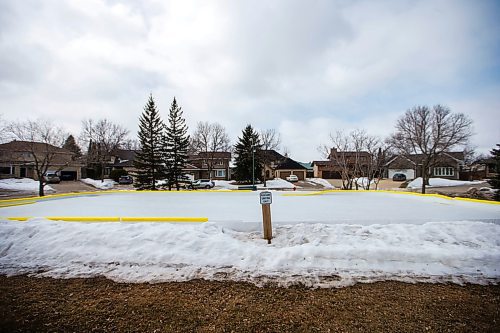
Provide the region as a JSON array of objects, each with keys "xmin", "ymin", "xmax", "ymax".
[
  {"xmin": 0, "ymin": 219, "xmax": 498, "ymax": 287},
  {"xmin": 213, "ymin": 180, "xmax": 238, "ymax": 190},
  {"xmin": 262, "ymin": 178, "xmax": 295, "ymax": 189},
  {"xmin": 407, "ymin": 178, "xmax": 484, "ymax": 189},
  {"xmin": 80, "ymin": 178, "xmax": 115, "ymax": 190},
  {"xmin": 0, "ymin": 178, "xmax": 54, "ymax": 192},
  {"xmin": 306, "ymin": 178, "xmax": 334, "ymax": 189}
]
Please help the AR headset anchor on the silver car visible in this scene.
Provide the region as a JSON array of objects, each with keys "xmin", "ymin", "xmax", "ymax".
[{"xmin": 190, "ymin": 179, "xmax": 215, "ymax": 189}]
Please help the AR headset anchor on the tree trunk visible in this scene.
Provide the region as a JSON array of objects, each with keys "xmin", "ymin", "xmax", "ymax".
[
  {"xmin": 38, "ymin": 180, "xmax": 45, "ymax": 197},
  {"xmin": 421, "ymin": 164, "xmax": 426, "ymax": 194}
]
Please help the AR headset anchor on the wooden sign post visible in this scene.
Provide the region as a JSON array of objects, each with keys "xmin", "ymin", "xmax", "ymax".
[{"xmin": 259, "ymin": 191, "xmax": 273, "ymax": 244}]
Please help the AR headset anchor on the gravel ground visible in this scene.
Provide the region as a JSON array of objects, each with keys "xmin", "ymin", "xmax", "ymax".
[{"xmin": 0, "ymin": 276, "xmax": 498, "ymax": 333}]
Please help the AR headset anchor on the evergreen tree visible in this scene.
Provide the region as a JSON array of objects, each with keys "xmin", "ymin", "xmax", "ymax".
[
  {"xmin": 62, "ymin": 134, "xmax": 82, "ymax": 158},
  {"xmin": 233, "ymin": 124, "xmax": 263, "ymax": 183},
  {"xmin": 488, "ymin": 144, "xmax": 500, "ymax": 201},
  {"xmin": 165, "ymin": 97, "xmax": 190, "ymax": 190},
  {"xmin": 134, "ymin": 94, "xmax": 166, "ymax": 190}
]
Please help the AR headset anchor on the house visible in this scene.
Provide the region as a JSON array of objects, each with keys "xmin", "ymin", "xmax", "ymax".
[
  {"xmin": 260, "ymin": 150, "xmax": 309, "ymax": 180},
  {"xmin": 0, "ymin": 140, "xmax": 83, "ymax": 180},
  {"xmin": 261, "ymin": 149, "xmax": 287, "ymax": 180},
  {"xmin": 465, "ymin": 157, "xmax": 498, "ymax": 180},
  {"xmin": 312, "ymin": 148, "xmax": 372, "ymax": 179},
  {"xmin": 186, "ymin": 152, "xmax": 231, "ymax": 180},
  {"xmin": 385, "ymin": 152, "xmax": 464, "ymax": 180},
  {"xmin": 274, "ymin": 158, "xmax": 308, "ymax": 180},
  {"xmin": 109, "ymin": 149, "xmax": 139, "ymax": 175}
]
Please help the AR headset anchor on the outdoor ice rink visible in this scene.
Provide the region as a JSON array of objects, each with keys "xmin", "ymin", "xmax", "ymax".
[
  {"xmin": 1, "ymin": 190, "xmax": 499, "ymax": 288},
  {"xmin": 1, "ymin": 190, "xmax": 499, "ymax": 226}
]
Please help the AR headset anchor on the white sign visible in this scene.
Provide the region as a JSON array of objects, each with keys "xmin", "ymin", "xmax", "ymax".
[{"xmin": 260, "ymin": 191, "xmax": 272, "ymax": 205}]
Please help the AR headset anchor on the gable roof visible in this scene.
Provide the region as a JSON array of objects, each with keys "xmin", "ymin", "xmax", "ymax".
[
  {"xmin": 261, "ymin": 149, "xmax": 286, "ymax": 162},
  {"xmin": 275, "ymin": 158, "xmax": 308, "ymax": 170},
  {"xmin": 0, "ymin": 140, "xmax": 71, "ymax": 154}
]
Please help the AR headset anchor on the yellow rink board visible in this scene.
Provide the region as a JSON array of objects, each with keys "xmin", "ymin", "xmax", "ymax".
[{"xmin": 4, "ymin": 216, "xmax": 208, "ymax": 222}]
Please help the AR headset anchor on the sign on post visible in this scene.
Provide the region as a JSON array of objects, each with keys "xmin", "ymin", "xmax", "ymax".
[
  {"xmin": 259, "ymin": 191, "xmax": 273, "ymax": 244},
  {"xmin": 259, "ymin": 191, "xmax": 272, "ymax": 205}
]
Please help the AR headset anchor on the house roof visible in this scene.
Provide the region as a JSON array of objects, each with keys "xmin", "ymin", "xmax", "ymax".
[
  {"xmin": 261, "ymin": 149, "xmax": 286, "ymax": 162},
  {"xmin": 311, "ymin": 160, "xmax": 338, "ymax": 167},
  {"xmin": 188, "ymin": 151, "xmax": 231, "ymax": 160},
  {"xmin": 386, "ymin": 152, "xmax": 465, "ymax": 167},
  {"xmin": 0, "ymin": 140, "xmax": 72, "ymax": 154},
  {"xmin": 275, "ymin": 158, "xmax": 308, "ymax": 170},
  {"xmin": 298, "ymin": 162, "xmax": 313, "ymax": 170},
  {"xmin": 111, "ymin": 149, "xmax": 139, "ymax": 167}
]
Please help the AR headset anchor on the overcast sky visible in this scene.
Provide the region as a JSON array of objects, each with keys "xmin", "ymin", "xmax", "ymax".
[{"xmin": 1, "ymin": 0, "xmax": 499, "ymax": 161}]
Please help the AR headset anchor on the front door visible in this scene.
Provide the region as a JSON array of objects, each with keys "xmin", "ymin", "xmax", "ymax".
[{"xmin": 20, "ymin": 167, "xmax": 26, "ymax": 178}]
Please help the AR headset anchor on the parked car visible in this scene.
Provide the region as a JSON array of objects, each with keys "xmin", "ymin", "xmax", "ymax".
[
  {"xmin": 118, "ymin": 175, "xmax": 134, "ymax": 185},
  {"xmin": 392, "ymin": 173, "xmax": 407, "ymax": 181},
  {"xmin": 43, "ymin": 172, "xmax": 60, "ymax": 184},
  {"xmin": 190, "ymin": 179, "xmax": 215, "ymax": 189},
  {"xmin": 286, "ymin": 175, "xmax": 299, "ymax": 182}
]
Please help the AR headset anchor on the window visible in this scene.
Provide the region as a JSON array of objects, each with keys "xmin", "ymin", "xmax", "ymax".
[
  {"xmin": 215, "ymin": 169, "xmax": 226, "ymax": 178},
  {"xmin": 0, "ymin": 167, "xmax": 11, "ymax": 174},
  {"xmin": 434, "ymin": 167, "xmax": 454, "ymax": 177}
]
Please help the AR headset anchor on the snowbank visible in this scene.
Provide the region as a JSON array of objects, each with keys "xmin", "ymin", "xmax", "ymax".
[
  {"xmin": 80, "ymin": 178, "xmax": 115, "ymax": 190},
  {"xmin": 213, "ymin": 180, "xmax": 238, "ymax": 190},
  {"xmin": 407, "ymin": 177, "xmax": 484, "ymax": 189},
  {"xmin": 306, "ymin": 178, "xmax": 334, "ymax": 189},
  {"xmin": 262, "ymin": 178, "xmax": 295, "ymax": 189},
  {"xmin": 0, "ymin": 219, "xmax": 498, "ymax": 287},
  {"xmin": 0, "ymin": 178, "xmax": 54, "ymax": 192}
]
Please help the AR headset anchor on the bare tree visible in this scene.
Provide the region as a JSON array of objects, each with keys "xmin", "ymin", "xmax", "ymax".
[
  {"xmin": 121, "ymin": 139, "xmax": 141, "ymax": 150},
  {"xmin": 323, "ymin": 130, "xmax": 377, "ymax": 190},
  {"xmin": 6, "ymin": 120, "xmax": 66, "ymax": 196},
  {"xmin": 362, "ymin": 135, "xmax": 390, "ymax": 190},
  {"xmin": 0, "ymin": 114, "xmax": 8, "ymax": 143},
  {"xmin": 80, "ymin": 119, "xmax": 129, "ymax": 181},
  {"xmin": 328, "ymin": 130, "xmax": 355, "ymax": 190},
  {"xmin": 390, "ymin": 105, "xmax": 473, "ymax": 193},
  {"xmin": 260, "ymin": 128, "xmax": 281, "ymax": 187},
  {"xmin": 190, "ymin": 121, "xmax": 231, "ymax": 179}
]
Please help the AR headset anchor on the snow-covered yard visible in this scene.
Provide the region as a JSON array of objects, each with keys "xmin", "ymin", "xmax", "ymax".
[
  {"xmin": 1, "ymin": 191, "xmax": 499, "ymax": 287},
  {"xmin": 407, "ymin": 177, "xmax": 485, "ymax": 189},
  {"xmin": 80, "ymin": 178, "xmax": 116, "ymax": 190},
  {"xmin": 0, "ymin": 178, "xmax": 54, "ymax": 192}
]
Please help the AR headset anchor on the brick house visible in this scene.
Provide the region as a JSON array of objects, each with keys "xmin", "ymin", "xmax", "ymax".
[
  {"xmin": 0, "ymin": 140, "xmax": 83, "ymax": 180},
  {"xmin": 312, "ymin": 148, "xmax": 371, "ymax": 179},
  {"xmin": 385, "ymin": 152, "xmax": 464, "ymax": 180},
  {"xmin": 186, "ymin": 152, "xmax": 231, "ymax": 180}
]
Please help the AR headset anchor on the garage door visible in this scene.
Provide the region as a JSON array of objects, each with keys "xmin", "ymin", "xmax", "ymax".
[
  {"xmin": 388, "ymin": 169, "xmax": 415, "ymax": 180},
  {"xmin": 279, "ymin": 171, "xmax": 291, "ymax": 179},
  {"xmin": 321, "ymin": 171, "xmax": 341, "ymax": 179},
  {"xmin": 295, "ymin": 172, "xmax": 305, "ymax": 180},
  {"xmin": 60, "ymin": 171, "xmax": 77, "ymax": 181}
]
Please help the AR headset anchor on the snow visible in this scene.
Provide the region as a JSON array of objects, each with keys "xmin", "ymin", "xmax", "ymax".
[
  {"xmin": 262, "ymin": 178, "xmax": 295, "ymax": 189},
  {"xmin": 213, "ymin": 180, "xmax": 238, "ymax": 190},
  {"xmin": 1, "ymin": 191, "xmax": 499, "ymax": 287},
  {"xmin": 0, "ymin": 178, "xmax": 54, "ymax": 192},
  {"xmin": 80, "ymin": 178, "xmax": 115, "ymax": 190},
  {"xmin": 407, "ymin": 177, "xmax": 484, "ymax": 189},
  {"xmin": 306, "ymin": 178, "xmax": 335, "ymax": 189}
]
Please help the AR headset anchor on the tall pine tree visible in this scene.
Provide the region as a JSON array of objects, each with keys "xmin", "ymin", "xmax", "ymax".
[
  {"xmin": 165, "ymin": 97, "xmax": 190, "ymax": 190},
  {"xmin": 62, "ymin": 135, "xmax": 82, "ymax": 158},
  {"xmin": 233, "ymin": 124, "xmax": 263, "ymax": 183},
  {"xmin": 488, "ymin": 144, "xmax": 500, "ymax": 201},
  {"xmin": 134, "ymin": 94, "xmax": 166, "ymax": 190}
]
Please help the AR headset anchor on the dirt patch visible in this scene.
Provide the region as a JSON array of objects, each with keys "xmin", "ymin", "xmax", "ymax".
[{"xmin": 0, "ymin": 275, "xmax": 498, "ymax": 332}]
